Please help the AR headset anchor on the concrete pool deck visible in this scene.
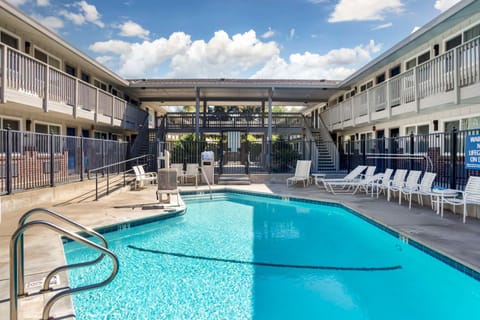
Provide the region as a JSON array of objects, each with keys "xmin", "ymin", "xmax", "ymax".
[{"xmin": 1, "ymin": 181, "xmax": 480, "ymax": 319}]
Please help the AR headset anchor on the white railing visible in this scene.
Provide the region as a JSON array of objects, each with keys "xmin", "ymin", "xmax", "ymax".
[
  {"xmin": 78, "ymin": 81, "xmax": 96, "ymax": 111},
  {"xmin": 1, "ymin": 45, "xmax": 128, "ymax": 125},
  {"xmin": 321, "ymin": 35, "xmax": 480, "ymax": 131},
  {"xmin": 98, "ymin": 91, "xmax": 112, "ymax": 116},
  {"xmin": 49, "ymin": 68, "xmax": 75, "ymax": 105}
]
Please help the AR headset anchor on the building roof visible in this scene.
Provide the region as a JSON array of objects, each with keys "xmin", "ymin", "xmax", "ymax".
[{"xmin": 126, "ymin": 79, "xmax": 343, "ymax": 110}]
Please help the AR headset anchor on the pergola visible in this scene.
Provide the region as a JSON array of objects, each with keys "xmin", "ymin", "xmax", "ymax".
[{"xmin": 126, "ymin": 79, "xmax": 344, "ymax": 141}]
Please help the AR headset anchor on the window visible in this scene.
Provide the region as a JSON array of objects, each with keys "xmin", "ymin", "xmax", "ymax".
[
  {"xmin": 94, "ymin": 79, "xmax": 107, "ymax": 91},
  {"xmin": 1, "ymin": 118, "xmax": 20, "ymax": 130},
  {"xmin": 81, "ymin": 72, "xmax": 90, "ymax": 83},
  {"xmin": 0, "ymin": 30, "xmax": 19, "ymax": 49},
  {"xmin": 360, "ymin": 80, "xmax": 373, "ymax": 92},
  {"xmin": 463, "ymin": 23, "xmax": 480, "ymax": 42},
  {"xmin": 389, "ymin": 65, "xmax": 401, "ymax": 78},
  {"xmin": 461, "ymin": 116, "xmax": 480, "ymax": 130},
  {"xmin": 35, "ymin": 123, "xmax": 61, "ymax": 134},
  {"xmin": 337, "ymin": 95, "xmax": 344, "ymax": 103},
  {"xmin": 65, "ymin": 64, "xmax": 76, "ymax": 76},
  {"xmin": 445, "ymin": 34, "xmax": 462, "ymax": 51},
  {"xmin": 376, "ymin": 73, "xmax": 386, "ymax": 84},
  {"xmin": 417, "ymin": 51, "xmax": 430, "ymax": 64},
  {"xmin": 405, "ymin": 58, "xmax": 416, "ymax": 70},
  {"xmin": 34, "ymin": 48, "xmax": 61, "ymax": 69}
]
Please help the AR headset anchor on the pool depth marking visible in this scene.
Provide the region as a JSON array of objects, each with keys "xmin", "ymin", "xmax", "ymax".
[{"xmin": 128, "ymin": 245, "xmax": 402, "ymax": 272}]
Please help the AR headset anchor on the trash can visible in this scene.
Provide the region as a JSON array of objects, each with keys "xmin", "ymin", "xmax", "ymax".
[
  {"xmin": 201, "ymin": 151, "xmax": 215, "ymax": 185},
  {"xmin": 157, "ymin": 168, "xmax": 178, "ymax": 203}
]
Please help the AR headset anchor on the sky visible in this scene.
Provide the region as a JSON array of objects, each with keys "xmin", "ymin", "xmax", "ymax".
[{"xmin": 7, "ymin": 0, "xmax": 463, "ymax": 80}]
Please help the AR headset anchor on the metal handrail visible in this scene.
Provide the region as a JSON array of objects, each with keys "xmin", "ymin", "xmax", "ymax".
[
  {"xmin": 88, "ymin": 154, "xmax": 154, "ymax": 200},
  {"xmin": 10, "ymin": 220, "xmax": 119, "ymax": 320},
  {"xmin": 16, "ymin": 208, "xmax": 108, "ymax": 295},
  {"xmin": 199, "ymin": 166, "xmax": 213, "ymax": 200}
]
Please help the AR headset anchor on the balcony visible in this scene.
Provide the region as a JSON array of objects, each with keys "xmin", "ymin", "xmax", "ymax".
[
  {"xmin": 321, "ymin": 36, "xmax": 480, "ymax": 131},
  {"xmin": 162, "ymin": 112, "xmax": 306, "ymax": 133},
  {"xmin": 0, "ymin": 44, "xmax": 144, "ymax": 130}
]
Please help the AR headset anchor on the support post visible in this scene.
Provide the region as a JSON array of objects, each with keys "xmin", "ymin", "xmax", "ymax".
[
  {"xmin": 49, "ymin": 133, "xmax": 54, "ymax": 187},
  {"xmin": 73, "ymin": 79, "xmax": 78, "ymax": 118},
  {"xmin": 266, "ymin": 88, "xmax": 273, "ymax": 172},
  {"xmin": 453, "ymin": 48, "xmax": 460, "ymax": 105},
  {"xmin": 43, "ymin": 66, "xmax": 49, "ymax": 112},
  {"xmin": 80, "ymin": 137, "xmax": 84, "ymax": 181},
  {"xmin": 203, "ymin": 100, "xmax": 207, "ymax": 128},
  {"xmin": 6, "ymin": 128, "xmax": 12, "ymax": 194},
  {"xmin": 449, "ymin": 128, "xmax": 457, "ymax": 189},
  {"xmin": 195, "ymin": 87, "xmax": 200, "ymax": 141},
  {"xmin": 1, "ymin": 45, "xmax": 7, "ymax": 103},
  {"xmin": 409, "ymin": 132, "xmax": 415, "ymax": 170}
]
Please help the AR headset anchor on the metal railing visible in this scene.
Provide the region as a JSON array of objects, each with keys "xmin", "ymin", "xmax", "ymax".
[
  {"xmin": 340, "ymin": 128, "xmax": 480, "ymax": 189},
  {"xmin": 10, "ymin": 209, "xmax": 118, "ymax": 320},
  {"xmin": 0, "ymin": 129, "xmax": 129, "ymax": 195},
  {"xmin": 88, "ymin": 154, "xmax": 154, "ymax": 200}
]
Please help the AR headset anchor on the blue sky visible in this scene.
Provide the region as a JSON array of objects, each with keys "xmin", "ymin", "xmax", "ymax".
[{"xmin": 8, "ymin": 0, "xmax": 462, "ymax": 79}]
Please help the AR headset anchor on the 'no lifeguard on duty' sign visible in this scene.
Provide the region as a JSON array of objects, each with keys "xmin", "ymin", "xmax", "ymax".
[{"xmin": 466, "ymin": 135, "xmax": 480, "ymax": 170}]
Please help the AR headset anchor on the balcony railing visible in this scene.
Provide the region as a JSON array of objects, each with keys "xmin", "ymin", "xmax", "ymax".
[
  {"xmin": 0, "ymin": 44, "xmax": 133, "ymax": 127},
  {"xmin": 163, "ymin": 112, "xmax": 306, "ymax": 131},
  {"xmin": 322, "ymin": 36, "xmax": 480, "ymax": 130}
]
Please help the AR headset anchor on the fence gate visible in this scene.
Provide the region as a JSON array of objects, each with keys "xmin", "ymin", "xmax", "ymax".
[{"xmin": 221, "ymin": 131, "xmax": 247, "ymax": 174}]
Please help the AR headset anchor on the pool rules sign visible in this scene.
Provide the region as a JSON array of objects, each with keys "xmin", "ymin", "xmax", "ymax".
[{"xmin": 466, "ymin": 135, "xmax": 480, "ymax": 170}]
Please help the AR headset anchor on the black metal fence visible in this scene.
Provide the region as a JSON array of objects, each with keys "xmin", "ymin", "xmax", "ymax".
[
  {"xmin": 340, "ymin": 128, "xmax": 480, "ymax": 189},
  {"xmin": 157, "ymin": 138, "xmax": 314, "ymax": 175},
  {"xmin": 0, "ymin": 129, "xmax": 129, "ymax": 194}
]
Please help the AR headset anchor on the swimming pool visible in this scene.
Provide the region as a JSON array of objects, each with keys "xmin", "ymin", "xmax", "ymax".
[{"xmin": 64, "ymin": 191, "xmax": 480, "ymax": 319}]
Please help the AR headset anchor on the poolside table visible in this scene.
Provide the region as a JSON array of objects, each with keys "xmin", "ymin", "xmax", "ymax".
[
  {"xmin": 312, "ymin": 173, "xmax": 326, "ymax": 187},
  {"xmin": 431, "ymin": 188, "xmax": 459, "ymax": 217}
]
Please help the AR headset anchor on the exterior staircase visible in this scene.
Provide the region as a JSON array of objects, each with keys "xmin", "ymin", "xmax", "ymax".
[
  {"xmin": 218, "ymin": 174, "xmax": 251, "ymax": 185},
  {"xmin": 314, "ymin": 136, "xmax": 337, "ymax": 172}
]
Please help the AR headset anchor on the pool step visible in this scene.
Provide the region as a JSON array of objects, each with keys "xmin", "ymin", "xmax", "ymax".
[
  {"xmin": 182, "ymin": 193, "xmax": 228, "ymax": 202},
  {"xmin": 217, "ymin": 174, "xmax": 251, "ymax": 185}
]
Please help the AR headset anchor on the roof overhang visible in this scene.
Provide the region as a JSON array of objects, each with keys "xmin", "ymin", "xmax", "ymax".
[{"xmin": 126, "ymin": 79, "xmax": 343, "ymax": 111}]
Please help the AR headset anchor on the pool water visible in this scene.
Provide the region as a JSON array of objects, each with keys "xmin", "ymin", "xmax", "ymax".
[{"xmin": 64, "ymin": 192, "xmax": 480, "ymax": 319}]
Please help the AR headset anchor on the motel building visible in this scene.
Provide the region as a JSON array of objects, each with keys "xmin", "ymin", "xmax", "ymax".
[{"xmin": 1, "ymin": 0, "xmax": 480, "ymax": 319}]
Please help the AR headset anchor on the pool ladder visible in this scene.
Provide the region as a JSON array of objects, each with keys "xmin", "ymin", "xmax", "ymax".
[
  {"xmin": 199, "ymin": 166, "xmax": 213, "ymax": 200},
  {"xmin": 9, "ymin": 208, "xmax": 119, "ymax": 320}
]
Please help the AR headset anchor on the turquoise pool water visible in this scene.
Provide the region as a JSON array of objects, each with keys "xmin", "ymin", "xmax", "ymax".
[{"xmin": 64, "ymin": 192, "xmax": 480, "ymax": 319}]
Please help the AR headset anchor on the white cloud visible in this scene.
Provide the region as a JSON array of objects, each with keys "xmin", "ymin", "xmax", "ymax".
[
  {"xmin": 117, "ymin": 20, "xmax": 150, "ymax": 39},
  {"xmin": 289, "ymin": 28, "xmax": 295, "ymax": 39},
  {"xmin": 307, "ymin": 0, "xmax": 329, "ymax": 3},
  {"xmin": 253, "ymin": 40, "xmax": 381, "ymax": 80},
  {"xmin": 411, "ymin": 26, "xmax": 420, "ymax": 34},
  {"xmin": 329, "ymin": 0, "xmax": 403, "ymax": 22},
  {"xmin": 262, "ymin": 27, "xmax": 275, "ymax": 39},
  {"xmin": 434, "ymin": 0, "xmax": 461, "ymax": 12},
  {"xmin": 372, "ymin": 22, "xmax": 393, "ymax": 30},
  {"xmin": 169, "ymin": 30, "xmax": 279, "ymax": 77},
  {"xmin": 61, "ymin": 1, "xmax": 104, "ymax": 28},
  {"xmin": 90, "ymin": 32, "xmax": 192, "ymax": 76},
  {"xmin": 32, "ymin": 15, "xmax": 64, "ymax": 31},
  {"xmin": 90, "ymin": 30, "xmax": 280, "ymax": 78},
  {"xmin": 36, "ymin": 0, "xmax": 49, "ymax": 6}
]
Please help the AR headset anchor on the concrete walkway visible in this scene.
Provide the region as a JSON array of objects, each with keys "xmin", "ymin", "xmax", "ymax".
[{"xmin": 1, "ymin": 182, "xmax": 479, "ymax": 319}]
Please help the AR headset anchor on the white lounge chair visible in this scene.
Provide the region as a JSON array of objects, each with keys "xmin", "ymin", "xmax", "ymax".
[
  {"xmin": 399, "ymin": 172, "xmax": 437, "ymax": 209},
  {"xmin": 287, "ymin": 160, "xmax": 311, "ymax": 187},
  {"xmin": 372, "ymin": 168, "xmax": 394, "ymax": 198},
  {"xmin": 396, "ymin": 170, "xmax": 422, "ymax": 206},
  {"xmin": 183, "ymin": 163, "xmax": 200, "ymax": 186},
  {"xmin": 442, "ymin": 176, "xmax": 480, "ymax": 223},
  {"xmin": 138, "ymin": 165, "xmax": 157, "ymax": 180},
  {"xmin": 133, "ymin": 165, "xmax": 156, "ymax": 189},
  {"xmin": 171, "ymin": 163, "xmax": 185, "ymax": 184},
  {"xmin": 321, "ymin": 165, "xmax": 367, "ymax": 193},
  {"xmin": 386, "ymin": 169, "xmax": 408, "ymax": 201}
]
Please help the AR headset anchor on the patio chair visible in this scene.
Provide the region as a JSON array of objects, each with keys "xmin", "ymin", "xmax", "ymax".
[
  {"xmin": 138, "ymin": 165, "xmax": 157, "ymax": 180},
  {"xmin": 371, "ymin": 168, "xmax": 394, "ymax": 198},
  {"xmin": 386, "ymin": 169, "xmax": 408, "ymax": 201},
  {"xmin": 395, "ymin": 170, "xmax": 422, "ymax": 206},
  {"xmin": 441, "ymin": 176, "xmax": 480, "ymax": 223},
  {"xmin": 133, "ymin": 165, "xmax": 157, "ymax": 189},
  {"xmin": 320, "ymin": 165, "xmax": 367, "ymax": 192},
  {"xmin": 399, "ymin": 172, "xmax": 437, "ymax": 209},
  {"xmin": 183, "ymin": 163, "xmax": 200, "ymax": 186},
  {"xmin": 286, "ymin": 160, "xmax": 311, "ymax": 187},
  {"xmin": 171, "ymin": 163, "xmax": 185, "ymax": 184},
  {"xmin": 328, "ymin": 172, "xmax": 384, "ymax": 195}
]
